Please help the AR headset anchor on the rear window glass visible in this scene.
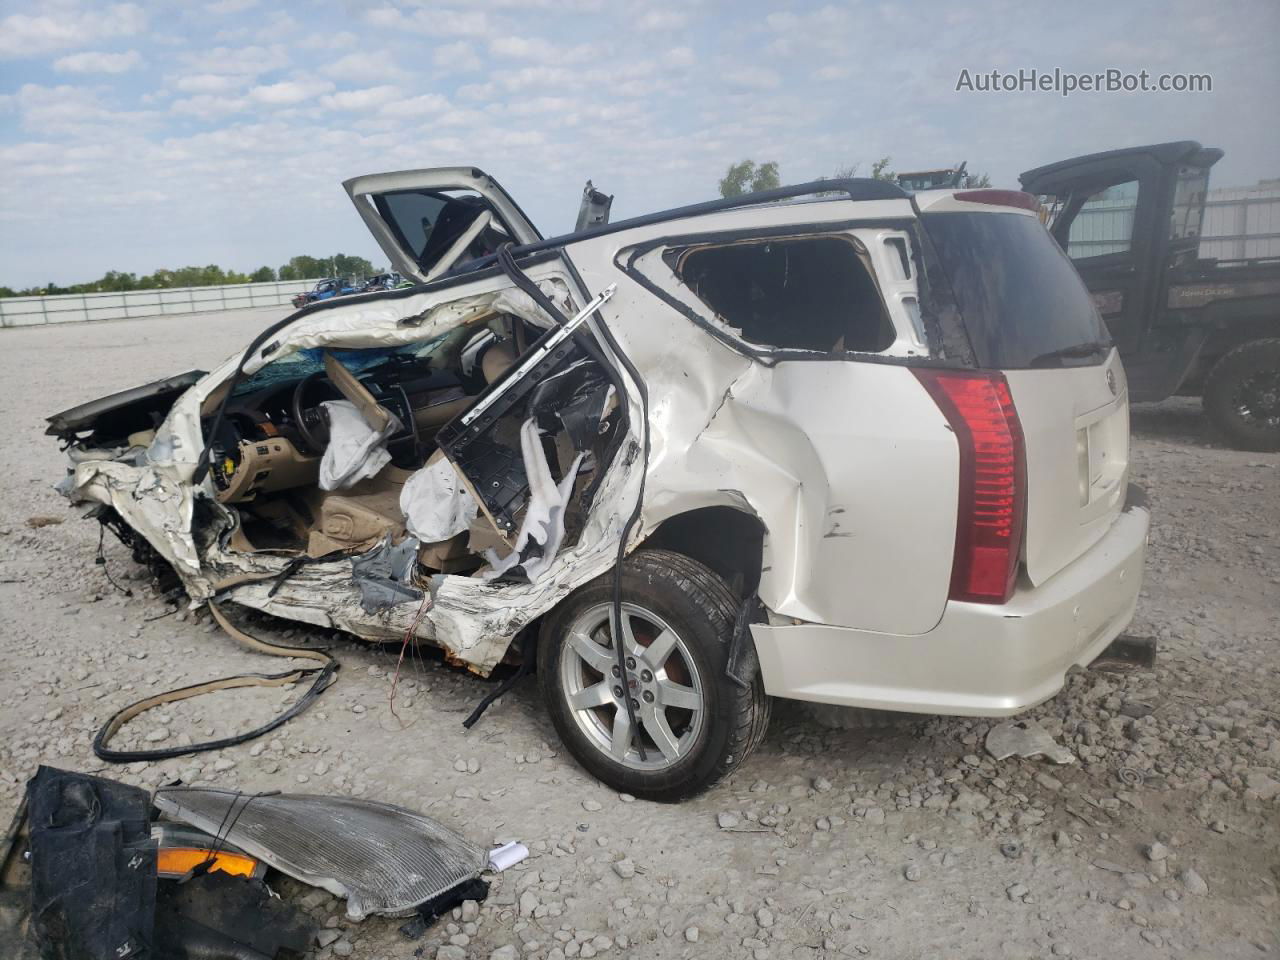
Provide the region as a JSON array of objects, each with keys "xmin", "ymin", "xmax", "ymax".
[
  {"xmin": 672, "ymin": 235, "xmax": 895, "ymax": 353},
  {"xmin": 921, "ymin": 212, "xmax": 1110, "ymax": 368}
]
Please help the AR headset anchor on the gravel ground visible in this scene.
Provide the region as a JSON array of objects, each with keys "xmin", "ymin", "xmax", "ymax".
[{"xmin": 1, "ymin": 308, "xmax": 1277, "ymax": 959}]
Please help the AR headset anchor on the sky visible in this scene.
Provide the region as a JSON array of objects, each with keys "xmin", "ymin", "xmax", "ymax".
[{"xmin": 1, "ymin": 0, "xmax": 1277, "ymax": 288}]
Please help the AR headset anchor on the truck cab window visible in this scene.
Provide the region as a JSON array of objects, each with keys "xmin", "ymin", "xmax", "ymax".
[
  {"xmin": 1067, "ymin": 179, "xmax": 1139, "ymax": 259},
  {"xmin": 1169, "ymin": 165, "xmax": 1210, "ymax": 242}
]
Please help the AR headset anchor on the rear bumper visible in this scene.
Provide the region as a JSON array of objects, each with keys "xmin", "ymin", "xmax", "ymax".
[{"xmin": 751, "ymin": 491, "xmax": 1150, "ymax": 717}]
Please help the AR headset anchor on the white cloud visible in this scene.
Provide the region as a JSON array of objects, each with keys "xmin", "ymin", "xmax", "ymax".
[
  {"xmin": 298, "ymin": 31, "xmax": 357, "ymax": 51},
  {"xmin": 206, "ymin": 0, "xmax": 258, "ymax": 12},
  {"xmin": 319, "ymin": 85, "xmax": 403, "ymax": 111},
  {"xmin": 179, "ymin": 44, "xmax": 290, "ymax": 78},
  {"xmin": 0, "ymin": 3, "xmax": 146, "ymax": 59},
  {"xmin": 433, "ymin": 40, "xmax": 481, "ymax": 71},
  {"xmin": 174, "ymin": 73, "xmax": 246, "ymax": 94},
  {"xmin": 321, "ymin": 50, "xmax": 406, "ymax": 84},
  {"xmin": 364, "ymin": 6, "xmax": 494, "ymax": 37},
  {"xmin": 724, "ymin": 67, "xmax": 781, "ymax": 90},
  {"xmin": 170, "ymin": 93, "xmax": 248, "ymax": 116},
  {"xmin": 664, "ymin": 46, "xmax": 695, "ymax": 67},
  {"xmin": 636, "ymin": 9, "xmax": 688, "ymax": 31},
  {"xmin": 3, "ymin": 82, "xmax": 158, "ymax": 135},
  {"xmin": 379, "ymin": 93, "xmax": 450, "ymax": 118},
  {"xmin": 488, "ymin": 35, "xmax": 591, "ymax": 65},
  {"xmin": 53, "ymin": 49, "xmax": 143, "ymax": 74},
  {"xmin": 247, "ymin": 78, "xmax": 335, "ymax": 106}
]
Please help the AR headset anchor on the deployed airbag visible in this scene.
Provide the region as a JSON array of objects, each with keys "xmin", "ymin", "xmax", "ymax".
[
  {"xmin": 319, "ymin": 400, "xmax": 400, "ymax": 491},
  {"xmin": 400, "ymin": 454, "xmax": 479, "ymax": 543},
  {"xmin": 152, "ymin": 788, "xmax": 489, "ymax": 920},
  {"xmin": 483, "ymin": 418, "xmax": 583, "ymax": 583}
]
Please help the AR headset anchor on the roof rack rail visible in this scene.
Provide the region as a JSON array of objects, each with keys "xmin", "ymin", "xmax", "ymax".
[{"xmin": 499, "ymin": 177, "xmax": 911, "ymax": 262}]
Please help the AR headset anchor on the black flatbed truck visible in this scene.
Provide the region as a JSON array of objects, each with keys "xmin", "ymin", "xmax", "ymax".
[{"xmin": 1020, "ymin": 140, "xmax": 1280, "ymax": 451}]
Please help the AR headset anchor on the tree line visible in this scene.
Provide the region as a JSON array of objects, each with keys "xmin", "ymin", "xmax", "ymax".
[
  {"xmin": 1, "ymin": 253, "xmax": 380, "ymax": 298},
  {"xmin": 718, "ymin": 157, "xmax": 991, "ymax": 197}
]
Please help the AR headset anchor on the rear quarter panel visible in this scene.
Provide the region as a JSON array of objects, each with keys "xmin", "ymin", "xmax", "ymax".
[
  {"xmin": 686, "ymin": 360, "xmax": 960, "ymax": 634},
  {"xmin": 565, "ymin": 206, "xmax": 960, "ymax": 635}
]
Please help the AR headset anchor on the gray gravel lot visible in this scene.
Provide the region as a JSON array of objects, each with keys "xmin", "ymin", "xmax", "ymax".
[{"xmin": 1, "ymin": 308, "xmax": 1277, "ymax": 959}]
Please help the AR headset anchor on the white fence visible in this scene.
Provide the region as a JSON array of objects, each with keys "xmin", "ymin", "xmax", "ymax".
[
  {"xmin": 0, "ymin": 279, "xmax": 319, "ymax": 328},
  {"xmin": 1068, "ymin": 182, "xmax": 1280, "ymax": 262},
  {"xmin": 1198, "ymin": 185, "xmax": 1280, "ymax": 260}
]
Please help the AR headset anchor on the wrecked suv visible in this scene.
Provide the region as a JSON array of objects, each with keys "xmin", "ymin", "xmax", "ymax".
[{"xmin": 49, "ymin": 170, "xmax": 1150, "ymax": 800}]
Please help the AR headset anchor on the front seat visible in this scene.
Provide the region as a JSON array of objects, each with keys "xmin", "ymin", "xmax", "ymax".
[{"xmin": 480, "ymin": 340, "xmax": 518, "ymax": 385}]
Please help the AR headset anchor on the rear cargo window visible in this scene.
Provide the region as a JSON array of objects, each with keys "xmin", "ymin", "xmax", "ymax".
[
  {"xmin": 921, "ymin": 212, "xmax": 1110, "ymax": 368},
  {"xmin": 672, "ymin": 235, "xmax": 895, "ymax": 353}
]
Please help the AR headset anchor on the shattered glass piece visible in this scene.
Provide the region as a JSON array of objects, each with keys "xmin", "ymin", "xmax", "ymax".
[
  {"xmin": 152, "ymin": 788, "xmax": 489, "ymax": 920},
  {"xmin": 985, "ymin": 719, "xmax": 1076, "ymax": 764},
  {"xmin": 351, "ymin": 533, "xmax": 423, "ymax": 613},
  {"xmin": 319, "ymin": 400, "xmax": 400, "ymax": 491}
]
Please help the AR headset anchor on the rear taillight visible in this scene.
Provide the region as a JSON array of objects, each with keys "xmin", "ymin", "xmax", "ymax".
[{"xmin": 913, "ymin": 369, "xmax": 1026, "ymax": 604}]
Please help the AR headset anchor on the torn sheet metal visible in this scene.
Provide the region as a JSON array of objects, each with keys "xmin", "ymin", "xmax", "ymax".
[
  {"xmin": 483, "ymin": 418, "xmax": 584, "ymax": 583},
  {"xmin": 985, "ymin": 719, "xmax": 1077, "ymax": 764},
  {"xmin": 54, "ymin": 266, "xmax": 647, "ymax": 672},
  {"xmin": 319, "ymin": 400, "xmax": 400, "ymax": 491},
  {"xmin": 153, "ymin": 788, "xmax": 489, "ymax": 920},
  {"xmin": 350, "ymin": 534, "xmax": 423, "ymax": 613},
  {"xmin": 400, "ymin": 455, "xmax": 479, "ymax": 543}
]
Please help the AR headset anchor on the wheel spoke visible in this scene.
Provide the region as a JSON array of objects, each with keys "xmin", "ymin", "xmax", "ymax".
[
  {"xmin": 616, "ymin": 613, "xmax": 640, "ymax": 658},
  {"xmin": 567, "ymin": 629, "xmax": 614, "ymax": 674},
  {"xmin": 610, "ymin": 707, "xmax": 634, "ymax": 760},
  {"xmin": 642, "ymin": 628, "xmax": 678, "ymax": 671},
  {"xmin": 568, "ymin": 682, "xmax": 614, "ymax": 711},
  {"xmin": 657, "ymin": 678, "xmax": 701, "ymax": 711},
  {"xmin": 640, "ymin": 703, "xmax": 682, "ymax": 761}
]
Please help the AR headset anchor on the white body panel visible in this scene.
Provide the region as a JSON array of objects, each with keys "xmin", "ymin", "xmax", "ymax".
[
  {"xmin": 752, "ymin": 496, "xmax": 1149, "ymax": 715},
  {"xmin": 1006, "ymin": 349, "xmax": 1130, "ymax": 584}
]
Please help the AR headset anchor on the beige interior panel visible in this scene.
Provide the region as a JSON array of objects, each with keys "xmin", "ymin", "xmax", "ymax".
[
  {"xmin": 323, "ymin": 351, "xmax": 393, "ymax": 432},
  {"xmin": 412, "ymin": 395, "xmax": 471, "ymax": 434},
  {"xmin": 215, "ymin": 437, "xmax": 320, "ymax": 504},
  {"xmin": 305, "ymin": 473, "xmax": 407, "ymax": 556}
]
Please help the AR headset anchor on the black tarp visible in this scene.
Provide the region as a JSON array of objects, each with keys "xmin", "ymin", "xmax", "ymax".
[{"xmin": 25, "ymin": 766, "xmax": 156, "ymax": 960}]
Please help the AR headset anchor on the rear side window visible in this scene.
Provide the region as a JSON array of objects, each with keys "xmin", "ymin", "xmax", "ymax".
[
  {"xmin": 921, "ymin": 212, "xmax": 1110, "ymax": 368},
  {"xmin": 672, "ymin": 235, "xmax": 895, "ymax": 353}
]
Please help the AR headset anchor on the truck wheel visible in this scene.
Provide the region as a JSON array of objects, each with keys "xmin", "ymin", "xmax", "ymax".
[
  {"xmin": 1203, "ymin": 338, "xmax": 1280, "ymax": 452},
  {"xmin": 538, "ymin": 549, "xmax": 771, "ymax": 802}
]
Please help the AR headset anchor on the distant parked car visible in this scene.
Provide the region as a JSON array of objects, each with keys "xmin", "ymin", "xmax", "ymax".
[
  {"xmin": 291, "ymin": 277, "xmax": 356, "ymax": 309},
  {"xmin": 357, "ymin": 272, "xmax": 406, "ymax": 293}
]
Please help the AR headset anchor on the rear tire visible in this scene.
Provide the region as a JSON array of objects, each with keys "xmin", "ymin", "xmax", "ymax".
[
  {"xmin": 1203, "ymin": 338, "xmax": 1280, "ymax": 451},
  {"xmin": 538, "ymin": 549, "xmax": 770, "ymax": 802}
]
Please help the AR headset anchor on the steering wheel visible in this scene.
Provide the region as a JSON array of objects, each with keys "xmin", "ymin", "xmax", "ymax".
[{"xmin": 292, "ymin": 371, "xmax": 336, "ymax": 455}]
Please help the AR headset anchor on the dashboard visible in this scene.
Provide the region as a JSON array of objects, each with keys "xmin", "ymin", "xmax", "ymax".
[{"xmin": 206, "ymin": 354, "xmax": 473, "ymax": 503}]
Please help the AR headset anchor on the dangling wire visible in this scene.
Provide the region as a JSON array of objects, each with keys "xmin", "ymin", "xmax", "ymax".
[{"xmin": 96, "ymin": 522, "xmax": 133, "ymax": 597}]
